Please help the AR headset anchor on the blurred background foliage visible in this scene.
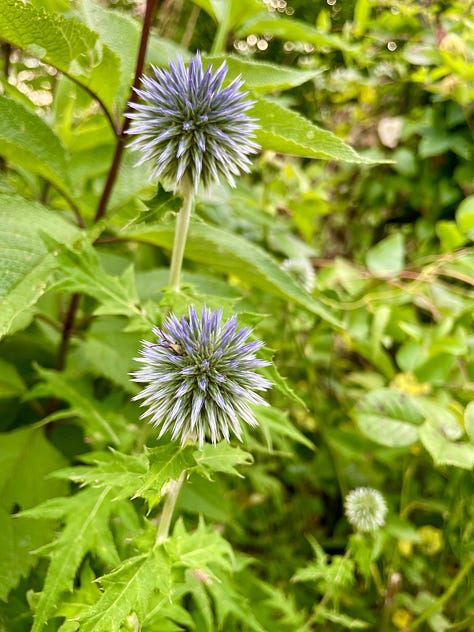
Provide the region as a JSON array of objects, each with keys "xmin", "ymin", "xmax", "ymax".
[{"xmin": 1, "ymin": 0, "xmax": 474, "ymax": 630}]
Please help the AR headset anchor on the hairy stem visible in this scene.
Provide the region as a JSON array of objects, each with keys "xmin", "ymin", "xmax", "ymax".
[
  {"xmin": 155, "ymin": 471, "xmax": 186, "ymax": 546},
  {"xmin": 168, "ymin": 179, "xmax": 194, "ymax": 292}
]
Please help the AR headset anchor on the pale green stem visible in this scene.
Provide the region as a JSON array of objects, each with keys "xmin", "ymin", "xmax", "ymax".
[
  {"xmin": 155, "ymin": 470, "xmax": 186, "ymax": 546},
  {"xmin": 408, "ymin": 555, "xmax": 474, "ymax": 630},
  {"xmin": 169, "ymin": 179, "xmax": 194, "ymax": 292},
  {"xmin": 210, "ymin": 15, "xmax": 230, "ymax": 55}
]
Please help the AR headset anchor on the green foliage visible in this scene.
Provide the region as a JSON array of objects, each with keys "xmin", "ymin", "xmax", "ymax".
[{"xmin": 1, "ymin": 0, "xmax": 474, "ymax": 630}]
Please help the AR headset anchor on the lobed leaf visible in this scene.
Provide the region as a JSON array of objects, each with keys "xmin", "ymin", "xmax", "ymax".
[
  {"xmin": 134, "ymin": 444, "xmax": 197, "ymax": 510},
  {"xmin": 20, "ymin": 487, "xmax": 118, "ymax": 632}
]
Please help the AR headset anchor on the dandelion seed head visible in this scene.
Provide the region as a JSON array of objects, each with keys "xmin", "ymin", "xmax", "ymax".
[
  {"xmin": 126, "ymin": 52, "xmax": 260, "ymax": 192},
  {"xmin": 344, "ymin": 487, "xmax": 387, "ymax": 532},
  {"xmin": 132, "ymin": 306, "xmax": 272, "ymax": 448}
]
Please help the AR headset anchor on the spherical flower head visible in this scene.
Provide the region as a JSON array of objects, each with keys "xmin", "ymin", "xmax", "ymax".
[
  {"xmin": 344, "ymin": 487, "xmax": 387, "ymax": 532},
  {"xmin": 281, "ymin": 258, "xmax": 316, "ymax": 293},
  {"xmin": 132, "ymin": 306, "xmax": 272, "ymax": 447},
  {"xmin": 126, "ymin": 52, "xmax": 260, "ymax": 192}
]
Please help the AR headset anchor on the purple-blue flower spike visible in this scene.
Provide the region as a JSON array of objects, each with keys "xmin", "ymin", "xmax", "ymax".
[
  {"xmin": 132, "ymin": 306, "xmax": 271, "ymax": 447},
  {"xmin": 126, "ymin": 52, "xmax": 260, "ymax": 191}
]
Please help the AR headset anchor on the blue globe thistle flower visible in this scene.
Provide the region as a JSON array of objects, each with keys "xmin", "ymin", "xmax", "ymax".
[
  {"xmin": 126, "ymin": 52, "xmax": 260, "ymax": 191},
  {"xmin": 344, "ymin": 487, "xmax": 387, "ymax": 532},
  {"xmin": 132, "ymin": 306, "xmax": 271, "ymax": 447}
]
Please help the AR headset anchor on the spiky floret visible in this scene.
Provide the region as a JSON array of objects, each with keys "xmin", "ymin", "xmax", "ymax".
[
  {"xmin": 344, "ymin": 487, "xmax": 388, "ymax": 532},
  {"xmin": 132, "ymin": 306, "xmax": 271, "ymax": 447},
  {"xmin": 126, "ymin": 52, "xmax": 259, "ymax": 191}
]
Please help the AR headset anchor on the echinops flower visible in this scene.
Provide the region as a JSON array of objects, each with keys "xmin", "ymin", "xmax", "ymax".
[
  {"xmin": 126, "ymin": 52, "xmax": 259, "ymax": 191},
  {"xmin": 132, "ymin": 306, "xmax": 271, "ymax": 447},
  {"xmin": 344, "ymin": 487, "xmax": 387, "ymax": 532}
]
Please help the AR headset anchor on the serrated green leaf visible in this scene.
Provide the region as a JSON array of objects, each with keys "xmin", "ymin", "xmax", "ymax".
[
  {"xmin": 0, "ymin": 426, "xmax": 67, "ymax": 601},
  {"xmin": 122, "ymin": 221, "xmax": 340, "ymax": 325},
  {"xmin": 165, "ymin": 517, "xmax": 234, "ymax": 575},
  {"xmin": 205, "ymin": 54, "xmax": 322, "ymax": 92},
  {"xmin": 51, "ymin": 239, "xmax": 145, "ymax": 321},
  {"xmin": 353, "ymin": 388, "xmax": 424, "ymax": 447},
  {"xmin": 252, "ymin": 97, "xmax": 372, "ymax": 164},
  {"xmin": 419, "ymin": 421, "xmax": 474, "ymax": 469},
  {"xmin": 134, "ymin": 444, "xmax": 197, "ymax": 509},
  {"xmin": 194, "ymin": 442, "xmax": 253, "ymax": 479},
  {"xmin": 20, "ymin": 486, "xmax": 118, "ymax": 632},
  {"xmin": 207, "ymin": 574, "xmax": 268, "ymax": 632},
  {"xmin": 31, "ymin": 367, "xmax": 123, "ymax": 445},
  {"xmin": 0, "ymin": 95, "xmax": 71, "ymax": 193},
  {"xmin": 78, "ymin": 550, "xmax": 172, "ymax": 632},
  {"xmin": 0, "ymin": 0, "xmax": 120, "ymax": 118},
  {"xmin": 0, "ymin": 194, "xmax": 79, "ymax": 339},
  {"xmin": 53, "ymin": 450, "xmax": 148, "ymax": 500}
]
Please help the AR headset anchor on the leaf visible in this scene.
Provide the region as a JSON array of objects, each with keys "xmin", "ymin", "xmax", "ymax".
[
  {"xmin": 122, "ymin": 221, "xmax": 340, "ymax": 325},
  {"xmin": 0, "ymin": 0, "xmax": 120, "ymax": 118},
  {"xmin": 0, "ymin": 359, "xmax": 26, "ymax": 398},
  {"xmin": 366, "ymin": 234, "xmax": 405, "ymax": 276},
  {"xmin": 206, "ymin": 54, "xmax": 322, "ymax": 92},
  {"xmin": 194, "ymin": 442, "xmax": 253, "ymax": 479},
  {"xmin": 419, "ymin": 421, "xmax": 474, "ymax": 469},
  {"xmin": 353, "ymin": 388, "xmax": 424, "ymax": 447},
  {"xmin": 51, "ymin": 238, "xmax": 145, "ymax": 320},
  {"xmin": 80, "ymin": 328, "xmax": 141, "ymax": 394},
  {"xmin": 252, "ymin": 405, "xmax": 315, "ymax": 451},
  {"xmin": 0, "ymin": 426, "xmax": 67, "ymax": 601},
  {"xmin": 165, "ymin": 517, "xmax": 234, "ymax": 575},
  {"xmin": 78, "ymin": 550, "xmax": 172, "ymax": 632},
  {"xmin": 0, "ymin": 194, "xmax": 79, "ymax": 340},
  {"xmin": 134, "ymin": 444, "xmax": 197, "ymax": 510},
  {"xmin": 30, "ymin": 367, "xmax": 123, "ymax": 445},
  {"xmin": 53, "ymin": 450, "xmax": 148, "ymax": 500},
  {"xmin": 19, "ymin": 486, "xmax": 118, "ymax": 632},
  {"xmin": 0, "ymin": 95, "xmax": 71, "ymax": 194},
  {"xmin": 252, "ymin": 97, "xmax": 372, "ymax": 164}
]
